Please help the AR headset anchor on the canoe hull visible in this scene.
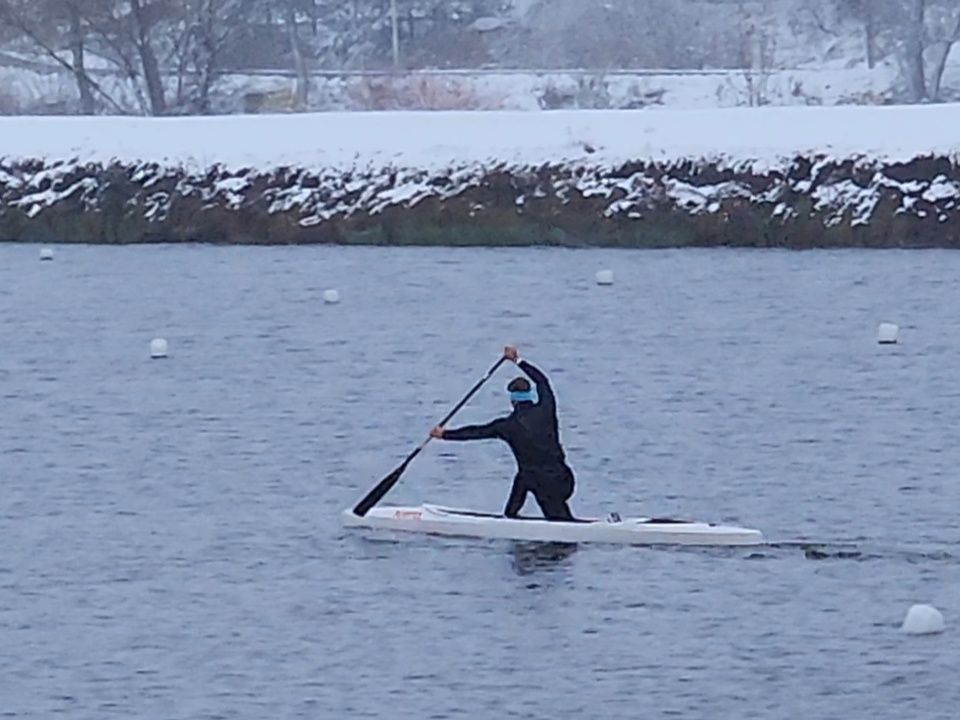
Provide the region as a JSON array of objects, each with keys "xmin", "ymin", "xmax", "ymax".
[{"xmin": 341, "ymin": 503, "xmax": 764, "ymax": 547}]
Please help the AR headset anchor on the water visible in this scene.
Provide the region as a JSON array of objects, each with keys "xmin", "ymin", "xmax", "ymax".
[{"xmin": 1, "ymin": 243, "xmax": 957, "ymax": 719}]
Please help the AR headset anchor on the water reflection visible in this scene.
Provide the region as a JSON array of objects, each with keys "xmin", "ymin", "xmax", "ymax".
[{"xmin": 508, "ymin": 540, "xmax": 578, "ymax": 576}]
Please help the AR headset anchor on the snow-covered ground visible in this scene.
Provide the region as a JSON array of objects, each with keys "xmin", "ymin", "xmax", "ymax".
[
  {"xmin": 1, "ymin": 104, "xmax": 958, "ymax": 171},
  {"xmin": 219, "ymin": 62, "xmax": 911, "ymax": 113},
  {"xmin": 0, "ymin": 60, "xmax": 933, "ymax": 114}
]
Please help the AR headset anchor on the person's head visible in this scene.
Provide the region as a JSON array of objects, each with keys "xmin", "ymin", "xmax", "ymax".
[{"xmin": 508, "ymin": 377, "xmax": 534, "ymax": 407}]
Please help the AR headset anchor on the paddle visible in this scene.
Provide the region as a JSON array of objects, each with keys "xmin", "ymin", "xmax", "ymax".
[{"xmin": 351, "ymin": 355, "xmax": 508, "ymax": 517}]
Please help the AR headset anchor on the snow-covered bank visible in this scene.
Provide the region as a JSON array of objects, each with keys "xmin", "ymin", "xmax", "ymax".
[
  {"xmin": 4, "ymin": 104, "xmax": 960, "ymax": 169},
  {"xmin": 1, "ymin": 106, "xmax": 959, "ymax": 247}
]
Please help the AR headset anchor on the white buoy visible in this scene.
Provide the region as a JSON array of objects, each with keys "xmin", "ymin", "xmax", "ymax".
[
  {"xmin": 901, "ymin": 604, "xmax": 945, "ymax": 635},
  {"xmin": 595, "ymin": 269, "xmax": 614, "ymax": 286},
  {"xmin": 323, "ymin": 289, "xmax": 340, "ymax": 304},
  {"xmin": 877, "ymin": 322, "xmax": 899, "ymax": 344},
  {"xmin": 39, "ymin": 247, "xmax": 54, "ymax": 261},
  {"xmin": 149, "ymin": 338, "xmax": 168, "ymax": 359}
]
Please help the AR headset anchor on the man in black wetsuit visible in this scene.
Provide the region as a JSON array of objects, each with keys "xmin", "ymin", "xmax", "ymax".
[{"xmin": 430, "ymin": 345, "xmax": 577, "ymax": 521}]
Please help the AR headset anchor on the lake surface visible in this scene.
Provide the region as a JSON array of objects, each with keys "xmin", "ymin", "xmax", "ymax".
[{"xmin": 1, "ymin": 243, "xmax": 957, "ymax": 719}]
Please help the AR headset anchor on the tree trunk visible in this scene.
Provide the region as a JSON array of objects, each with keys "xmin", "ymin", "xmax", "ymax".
[
  {"xmin": 285, "ymin": 1, "xmax": 310, "ymax": 109},
  {"xmin": 130, "ymin": 0, "xmax": 167, "ymax": 115},
  {"xmin": 903, "ymin": 0, "xmax": 927, "ymax": 102},
  {"xmin": 194, "ymin": 0, "xmax": 218, "ymax": 114},
  {"xmin": 390, "ymin": 0, "xmax": 400, "ymax": 69},
  {"xmin": 864, "ymin": 0, "xmax": 876, "ymax": 69},
  {"xmin": 67, "ymin": 2, "xmax": 96, "ymax": 114},
  {"xmin": 925, "ymin": 11, "xmax": 960, "ymax": 102}
]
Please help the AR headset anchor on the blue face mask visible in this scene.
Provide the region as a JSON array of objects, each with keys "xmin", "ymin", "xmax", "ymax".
[{"xmin": 510, "ymin": 389, "xmax": 535, "ymax": 403}]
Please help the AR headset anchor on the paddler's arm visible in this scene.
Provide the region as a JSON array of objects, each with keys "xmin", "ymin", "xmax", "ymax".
[
  {"xmin": 506, "ymin": 346, "xmax": 556, "ymax": 414},
  {"xmin": 431, "ymin": 418, "xmax": 507, "ymax": 441}
]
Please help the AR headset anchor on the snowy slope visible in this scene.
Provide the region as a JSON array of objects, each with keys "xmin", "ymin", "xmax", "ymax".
[{"xmin": 1, "ymin": 104, "xmax": 959, "ymax": 173}]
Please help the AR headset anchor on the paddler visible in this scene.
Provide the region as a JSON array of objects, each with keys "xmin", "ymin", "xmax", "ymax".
[{"xmin": 430, "ymin": 345, "xmax": 577, "ymax": 521}]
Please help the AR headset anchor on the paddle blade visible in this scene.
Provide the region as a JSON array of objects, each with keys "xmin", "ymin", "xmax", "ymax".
[{"xmin": 352, "ymin": 460, "xmax": 409, "ymax": 517}]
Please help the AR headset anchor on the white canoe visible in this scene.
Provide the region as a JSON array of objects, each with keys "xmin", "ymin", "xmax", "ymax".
[{"xmin": 341, "ymin": 503, "xmax": 764, "ymax": 547}]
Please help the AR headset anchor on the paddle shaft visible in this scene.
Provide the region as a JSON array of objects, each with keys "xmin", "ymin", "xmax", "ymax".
[{"xmin": 352, "ymin": 355, "xmax": 508, "ymax": 516}]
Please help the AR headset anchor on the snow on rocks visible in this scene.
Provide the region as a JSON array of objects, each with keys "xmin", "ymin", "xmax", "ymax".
[{"xmin": 0, "ymin": 107, "xmax": 958, "ymax": 245}]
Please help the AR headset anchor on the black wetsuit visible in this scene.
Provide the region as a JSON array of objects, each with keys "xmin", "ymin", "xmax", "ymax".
[{"xmin": 441, "ymin": 359, "xmax": 576, "ymax": 521}]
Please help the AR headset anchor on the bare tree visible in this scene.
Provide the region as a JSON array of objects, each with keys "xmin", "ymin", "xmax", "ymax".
[
  {"xmin": 733, "ymin": 0, "xmax": 778, "ymax": 105},
  {"xmin": 65, "ymin": 0, "xmax": 96, "ymax": 111},
  {"xmin": 922, "ymin": 0, "xmax": 960, "ymax": 100},
  {"xmin": 881, "ymin": 0, "xmax": 960, "ymax": 102},
  {"xmin": 900, "ymin": 0, "xmax": 927, "ymax": 100},
  {"xmin": 173, "ymin": 0, "xmax": 261, "ymax": 113},
  {"xmin": 0, "ymin": 0, "xmax": 113, "ymax": 113},
  {"xmin": 804, "ymin": 0, "xmax": 960, "ymax": 102},
  {"xmin": 798, "ymin": 0, "xmax": 878, "ymax": 67},
  {"xmin": 0, "ymin": 0, "xmax": 176, "ymax": 114},
  {"xmin": 283, "ymin": 0, "xmax": 311, "ymax": 107},
  {"xmin": 129, "ymin": 0, "xmax": 167, "ymax": 112}
]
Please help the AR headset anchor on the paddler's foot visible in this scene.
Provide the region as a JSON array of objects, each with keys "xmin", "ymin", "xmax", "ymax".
[{"xmin": 605, "ymin": 512, "xmax": 622, "ymax": 523}]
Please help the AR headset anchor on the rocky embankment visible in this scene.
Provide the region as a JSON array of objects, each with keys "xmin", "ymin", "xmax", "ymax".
[
  {"xmin": 1, "ymin": 109, "xmax": 958, "ymax": 248},
  {"xmin": 2, "ymin": 154, "xmax": 959, "ymax": 248}
]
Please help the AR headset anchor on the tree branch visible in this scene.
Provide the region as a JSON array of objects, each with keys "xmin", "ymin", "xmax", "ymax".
[{"xmin": 0, "ymin": 1, "xmax": 129, "ymax": 114}]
